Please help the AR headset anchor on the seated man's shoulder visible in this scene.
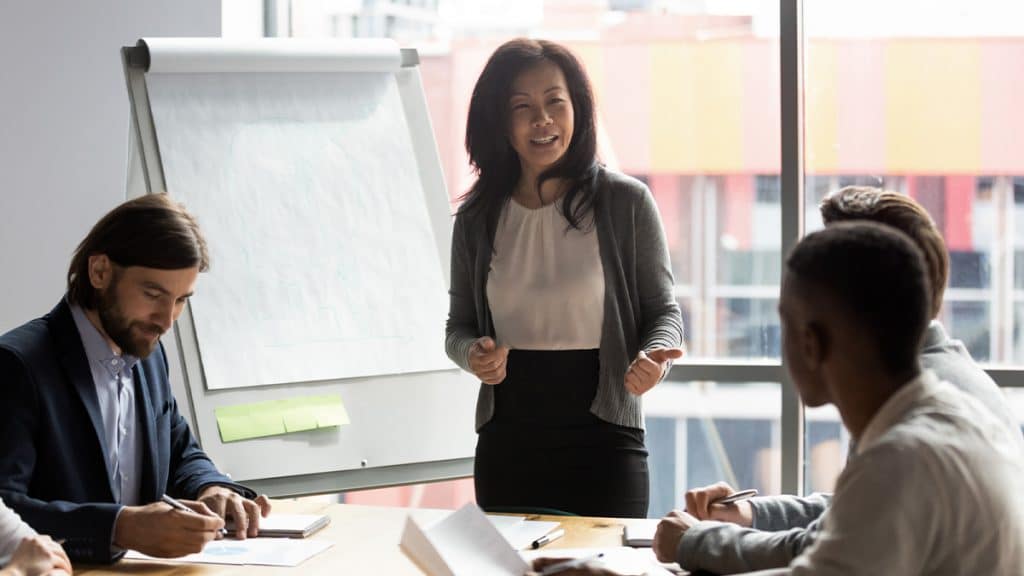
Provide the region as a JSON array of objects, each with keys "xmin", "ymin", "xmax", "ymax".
[
  {"xmin": 866, "ymin": 394, "xmax": 1024, "ymax": 493},
  {"xmin": 0, "ymin": 314, "xmax": 57, "ymax": 369}
]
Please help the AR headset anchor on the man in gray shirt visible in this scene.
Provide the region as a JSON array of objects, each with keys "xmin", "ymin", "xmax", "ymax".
[
  {"xmin": 656, "ymin": 189, "xmax": 1024, "ymax": 574},
  {"xmin": 653, "ymin": 222, "xmax": 1024, "ymax": 575}
]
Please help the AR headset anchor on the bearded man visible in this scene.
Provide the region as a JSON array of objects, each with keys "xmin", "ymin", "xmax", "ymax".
[{"xmin": 0, "ymin": 194, "xmax": 270, "ymax": 564}]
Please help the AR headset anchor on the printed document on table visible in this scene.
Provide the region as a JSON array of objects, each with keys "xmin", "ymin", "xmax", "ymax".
[
  {"xmin": 623, "ymin": 518, "xmax": 660, "ymax": 547},
  {"xmin": 521, "ymin": 547, "xmax": 676, "ymax": 576},
  {"xmin": 486, "ymin": 514, "xmax": 562, "ymax": 550},
  {"xmin": 124, "ymin": 537, "xmax": 333, "ymax": 566}
]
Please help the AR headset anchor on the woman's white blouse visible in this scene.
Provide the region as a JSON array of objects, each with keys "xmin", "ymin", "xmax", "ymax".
[{"xmin": 486, "ymin": 198, "xmax": 605, "ymax": 350}]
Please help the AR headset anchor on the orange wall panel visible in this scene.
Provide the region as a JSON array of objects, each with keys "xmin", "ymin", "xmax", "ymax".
[
  {"xmin": 835, "ymin": 40, "xmax": 887, "ymax": 174},
  {"xmin": 601, "ymin": 44, "xmax": 653, "ymax": 173},
  {"xmin": 981, "ymin": 42, "xmax": 1024, "ymax": 174},
  {"xmin": 742, "ymin": 40, "xmax": 781, "ymax": 174}
]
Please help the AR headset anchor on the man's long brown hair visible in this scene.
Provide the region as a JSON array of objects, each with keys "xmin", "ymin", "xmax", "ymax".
[{"xmin": 67, "ymin": 193, "xmax": 209, "ymax": 309}]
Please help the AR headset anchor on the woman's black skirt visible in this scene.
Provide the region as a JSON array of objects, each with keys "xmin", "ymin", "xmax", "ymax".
[{"xmin": 474, "ymin": 349, "xmax": 649, "ymax": 518}]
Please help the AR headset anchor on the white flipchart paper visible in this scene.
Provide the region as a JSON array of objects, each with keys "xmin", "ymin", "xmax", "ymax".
[{"xmin": 146, "ymin": 66, "xmax": 450, "ymax": 389}]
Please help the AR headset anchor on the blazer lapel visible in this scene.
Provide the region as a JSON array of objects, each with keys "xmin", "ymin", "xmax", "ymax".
[
  {"xmin": 49, "ymin": 301, "xmax": 116, "ymax": 501},
  {"xmin": 133, "ymin": 363, "xmax": 160, "ymax": 501}
]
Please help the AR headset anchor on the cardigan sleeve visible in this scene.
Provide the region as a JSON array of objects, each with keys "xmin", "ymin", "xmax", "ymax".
[
  {"xmin": 445, "ymin": 213, "xmax": 479, "ymax": 373},
  {"xmin": 633, "ymin": 187, "xmax": 684, "ymax": 355}
]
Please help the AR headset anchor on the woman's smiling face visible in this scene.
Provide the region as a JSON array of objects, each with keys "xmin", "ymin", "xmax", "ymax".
[{"xmin": 507, "ymin": 60, "xmax": 575, "ymax": 179}]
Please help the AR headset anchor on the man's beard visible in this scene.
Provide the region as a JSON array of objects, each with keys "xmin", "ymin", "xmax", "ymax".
[{"xmin": 97, "ymin": 279, "xmax": 165, "ymax": 358}]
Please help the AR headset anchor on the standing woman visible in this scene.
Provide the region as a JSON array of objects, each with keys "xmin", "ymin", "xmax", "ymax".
[{"xmin": 446, "ymin": 38, "xmax": 684, "ymax": 518}]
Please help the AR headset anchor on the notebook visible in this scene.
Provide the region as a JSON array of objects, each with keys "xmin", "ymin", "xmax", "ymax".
[
  {"xmin": 226, "ymin": 514, "xmax": 331, "ymax": 538},
  {"xmin": 622, "ymin": 519, "xmax": 660, "ymax": 547}
]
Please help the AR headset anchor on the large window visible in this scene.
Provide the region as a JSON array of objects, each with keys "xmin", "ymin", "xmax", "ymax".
[
  {"xmin": 225, "ymin": 0, "xmax": 1024, "ymax": 511},
  {"xmin": 802, "ymin": 0, "xmax": 1024, "ymax": 490}
]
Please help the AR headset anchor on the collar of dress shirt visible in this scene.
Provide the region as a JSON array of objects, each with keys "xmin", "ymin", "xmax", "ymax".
[
  {"xmin": 920, "ymin": 320, "xmax": 949, "ymax": 350},
  {"xmin": 69, "ymin": 301, "xmax": 140, "ymax": 378},
  {"xmin": 855, "ymin": 369, "xmax": 941, "ymax": 453}
]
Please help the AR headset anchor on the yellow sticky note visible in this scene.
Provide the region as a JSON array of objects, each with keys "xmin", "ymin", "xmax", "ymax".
[{"xmin": 215, "ymin": 394, "xmax": 349, "ymax": 443}]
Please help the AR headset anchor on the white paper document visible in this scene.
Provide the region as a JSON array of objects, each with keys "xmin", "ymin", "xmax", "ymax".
[
  {"xmin": 487, "ymin": 515, "xmax": 562, "ymax": 550},
  {"xmin": 622, "ymin": 518, "xmax": 660, "ymax": 547},
  {"xmin": 401, "ymin": 503, "xmax": 530, "ymax": 576},
  {"xmin": 124, "ymin": 537, "xmax": 333, "ymax": 567},
  {"xmin": 520, "ymin": 547, "xmax": 675, "ymax": 576}
]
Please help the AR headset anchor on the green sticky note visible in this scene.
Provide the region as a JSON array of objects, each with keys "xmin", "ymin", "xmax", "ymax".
[
  {"xmin": 215, "ymin": 394, "xmax": 349, "ymax": 443},
  {"xmin": 217, "ymin": 411, "xmax": 286, "ymax": 443},
  {"xmin": 316, "ymin": 404, "xmax": 349, "ymax": 427},
  {"xmin": 283, "ymin": 408, "xmax": 318, "ymax": 432}
]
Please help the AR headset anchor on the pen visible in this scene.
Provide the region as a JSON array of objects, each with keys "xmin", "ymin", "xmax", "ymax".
[
  {"xmin": 530, "ymin": 528, "xmax": 565, "ymax": 549},
  {"xmin": 160, "ymin": 494, "xmax": 228, "ymax": 536},
  {"xmin": 538, "ymin": 553, "xmax": 605, "ymax": 576},
  {"xmin": 714, "ymin": 488, "xmax": 758, "ymax": 505}
]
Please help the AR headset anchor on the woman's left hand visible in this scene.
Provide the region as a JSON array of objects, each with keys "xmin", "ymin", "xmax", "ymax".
[{"xmin": 624, "ymin": 347, "xmax": 684, "ymax": 395}]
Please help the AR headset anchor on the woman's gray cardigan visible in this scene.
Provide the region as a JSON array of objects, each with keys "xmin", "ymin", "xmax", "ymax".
[{"xmin": 445, "ymin": 167, "xmax": 685, "ymax": 431}]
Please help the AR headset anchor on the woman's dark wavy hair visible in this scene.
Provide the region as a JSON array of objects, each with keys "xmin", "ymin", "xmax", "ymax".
[{"xmin": 459, "ymin": 38, "xmax": 599, "ymax": 235}]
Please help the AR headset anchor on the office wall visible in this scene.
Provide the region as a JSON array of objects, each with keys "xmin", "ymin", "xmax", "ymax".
[{"xmin": 0, "ymin": 0, "xmax": 221, "ymax": 331}]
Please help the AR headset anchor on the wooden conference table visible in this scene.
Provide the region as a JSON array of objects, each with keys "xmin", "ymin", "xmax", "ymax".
[{"xmin": 75, "ymin": 499, "xmax": 658, "ymax": 575}]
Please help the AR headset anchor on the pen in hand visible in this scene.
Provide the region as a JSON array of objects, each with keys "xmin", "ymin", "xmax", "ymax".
[
  {"xmin": 531, "ymin": 528, "xmax": 565, "ymax": 549},
  {"xmin": 160, "ymin": 494, "xmax": 228, "ymax": 537},
  {"xmin": 713, "ymin": 488, "xmax": 758, "ymax": 505}
]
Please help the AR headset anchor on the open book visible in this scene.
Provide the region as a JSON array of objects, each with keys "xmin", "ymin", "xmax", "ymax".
[
  {"xmin": 401, "ymin": 504, "xmax": 672, "ymax": 576},
  {"xmin": 401, "ymin": 504, "xmax": 530, "ymax": 576}
]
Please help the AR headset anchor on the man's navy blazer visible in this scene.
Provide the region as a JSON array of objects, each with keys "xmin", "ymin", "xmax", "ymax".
[{"xmin": 0, "ymin": 299, "xmax": 254, "ymax": 563}]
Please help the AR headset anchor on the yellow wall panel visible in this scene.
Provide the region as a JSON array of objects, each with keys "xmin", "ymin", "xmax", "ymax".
[
  {"xmin": 694, "ymin": 43, "xmax": 744, "ymax": 173},
  {"xmin": 650, "ymin": 43, "xmax": 699, "ymax": 173},
  {"xmin": 805, "ymin": 42, "xmax": 838, "ymax": 173},
  {"xmin": 885, "ymin": 42, "xmax": 981, "ymax": 173}
]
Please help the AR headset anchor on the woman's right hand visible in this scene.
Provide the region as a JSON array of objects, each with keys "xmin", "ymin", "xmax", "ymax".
[
  {"xmin": 468, "ymin": 337, "xmax": 510, "ymax": 385},
  {"xmin": 6, "ymin": 535, "xmax": 72, "ymax": 576}
]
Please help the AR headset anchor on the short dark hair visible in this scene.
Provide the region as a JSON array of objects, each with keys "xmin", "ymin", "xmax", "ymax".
[
  {"xmin": 460, "ymin": 38, "xmax": 598, "ymax": 233},
  {"xmin": 820, "ymin": 186, "xmax": 948, "ymax": 319},
  {"xmin": 67, "ymin": 193, "xmax": 209, "ymax": 309},
  {"xmin": 786, "ymin": 221, "xmax": 931, "ymax": 375}
]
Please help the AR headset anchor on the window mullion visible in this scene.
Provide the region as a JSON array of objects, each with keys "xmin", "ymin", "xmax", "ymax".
[{"xmin": 780, "ymin": 0, "xmax": 805, "ymax": 497}]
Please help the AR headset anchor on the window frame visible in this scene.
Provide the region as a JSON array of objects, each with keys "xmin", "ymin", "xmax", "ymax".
[{"xmin": 264, "ymin": 0, "xmax": 1024, "ymax": 498}]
